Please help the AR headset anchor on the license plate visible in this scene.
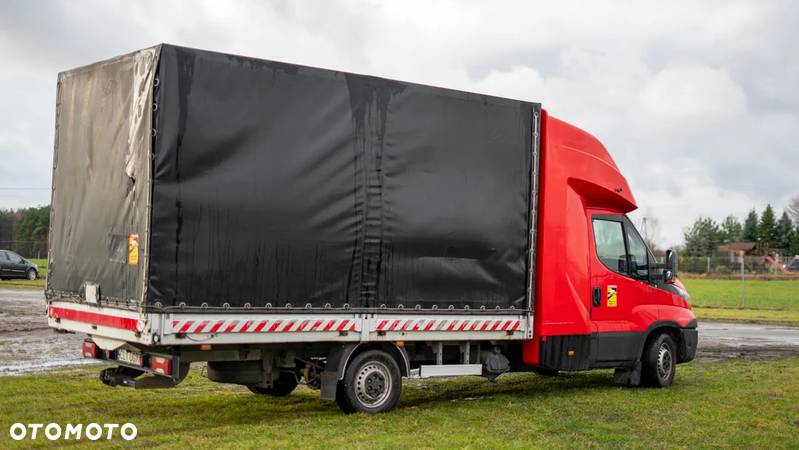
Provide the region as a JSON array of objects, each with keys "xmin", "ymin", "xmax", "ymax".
[{"xmin": 116, "ymin": 348, "xmax": 142, "ymax": 366}]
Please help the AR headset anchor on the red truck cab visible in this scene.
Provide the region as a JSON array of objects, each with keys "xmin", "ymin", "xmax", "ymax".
[{"xmin": 525, "ymin": 111, "xmax": 697, "ymax": 385}]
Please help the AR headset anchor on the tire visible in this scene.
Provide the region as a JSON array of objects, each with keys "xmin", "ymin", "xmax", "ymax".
[
  {"xmin": 27, "ymin": 269, "xmax": 37, "ymax": 281},
  {"xmin": 641, "ymin": 333, "xmax": 676, "ymax": 387},
  {"xmin": 248, "ymin": 370, "xmax": 298, "ymax": 397},
  {"xmin": 531, "ymin": 367, "xmax": 559, "ymax": 377},
  {"xmin": 207, "ymin": 360, "xmax": 264, "ymax": 385},
  {"xmin": 336, "ymin": 350, "xmax": 402, "ymax": 414}
]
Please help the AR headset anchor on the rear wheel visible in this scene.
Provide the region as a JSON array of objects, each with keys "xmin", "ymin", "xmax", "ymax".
[
  {"xmin": 531, "ymin": 367, "xmax": 559, "ymax": 377},
  {"xmin": 248, "ymin": 370, "xmax": 298, "ymax": 396},
  {"xmin": 336, "ymin": 350, "xmax": 401, "ymax": 414},
  {"xmin": 641, "ymin": 333, "xmax": 676, "ymax": 387}
]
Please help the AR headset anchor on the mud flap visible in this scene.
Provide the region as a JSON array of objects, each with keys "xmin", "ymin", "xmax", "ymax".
[
  {"xmin": 320, "ymin": 344, "xmax": 359, "ymax": 401},
  {"xmin": 613, "ymin": 360, "xmax": 642, "ymax": 386}
]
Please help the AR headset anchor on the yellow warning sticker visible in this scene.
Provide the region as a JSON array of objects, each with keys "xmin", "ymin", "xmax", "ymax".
[
  {"xmin": 607, "ymin": 285, "xmax": 618, "ymax": 307},
  {"xmin": 128, "ymin": 234, "xmax": 140, "ymax": 266}
]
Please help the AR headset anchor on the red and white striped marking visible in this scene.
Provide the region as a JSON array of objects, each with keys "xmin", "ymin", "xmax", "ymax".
[
  {"xmin": 373, "ymin": 318, "xmax": 521, "ymax": 333},
  {"xmin": 169, "ymin": 317, "xmax": 523, "ymax": 335},
  {"xmin": 170, "ymin": 318, "xmax": 358, "ymax": 334}
]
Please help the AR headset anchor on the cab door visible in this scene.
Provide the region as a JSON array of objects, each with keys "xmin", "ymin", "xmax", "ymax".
[
  {"xmin": 588, "ymin": 214, "xmax": 668, "ymax": 325},
  {"xmin": 7, "ymin": 252, "xmax": 27, "ymax": 277},
  {"xmin": 589, "ymin": 215, "xmax": 638, "ymax": 323},
  {"xmin": 0, "ymin": 251, "xmax": 10, "ymax": 278}
]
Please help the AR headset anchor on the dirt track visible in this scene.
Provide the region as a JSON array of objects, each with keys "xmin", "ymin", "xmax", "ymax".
[
  {"xmin": 1, "ymin": 289, "xmax": 799, "ymax": 375},
  {"xmin": 0, "ymin": 289, "xmax": 92, "ymax": 374}
]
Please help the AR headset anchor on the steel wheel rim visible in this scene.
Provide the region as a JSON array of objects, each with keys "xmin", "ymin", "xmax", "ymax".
[
  {"xmin": 656, "ymin": 343, "xmax": 673, "ymax": 381},
  {"xmin": 354, "ymin": 361, "xmax": 392, "ymax": 408}
]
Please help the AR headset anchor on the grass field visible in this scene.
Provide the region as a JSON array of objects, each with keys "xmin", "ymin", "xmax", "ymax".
[
  {"xmin": 692, "ymin": 306, "xmax": 799, "ymax": 326},
  {"xmin": 0, "ymin": 258, "xmax": 47, "ymax": 289},
  {"xmin": 0, "ymin": 278, "xmax": 45, "ymax": 289},
  {"xmin": 681, "ymin": 278, "xmax": 799, "ymax": 310},
  {"xmin": 1, "ymin": 359, "xmax": 797, "ymax": 449}
]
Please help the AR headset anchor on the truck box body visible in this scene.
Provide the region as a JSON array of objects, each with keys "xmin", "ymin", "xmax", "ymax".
[
  {"xmin": 47, "ymin": 45, "xmax": 696, "ymax": 413},
  {"xmin": 48, "ymin": 44, "xmax": 539, "ymax": 313}
]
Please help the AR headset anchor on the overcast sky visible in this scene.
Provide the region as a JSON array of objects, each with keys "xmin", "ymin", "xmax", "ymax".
[{"xmin": 1, "ymin": 0, "xmax": 797, "ymax": 246}]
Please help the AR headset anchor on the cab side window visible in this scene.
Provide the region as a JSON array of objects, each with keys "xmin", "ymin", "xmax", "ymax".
[
  {"xmin": 625, "ymin": 226, "xmax": 649, "ymax": 281},
  {"xmin": 592, "ymin": 219, "xmax": 626, "ymax": 274}
]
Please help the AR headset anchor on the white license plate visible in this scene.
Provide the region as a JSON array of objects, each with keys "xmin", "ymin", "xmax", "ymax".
[{"xmin": 116, "ymin": 348, "xmax": 142, "ymax": 366}]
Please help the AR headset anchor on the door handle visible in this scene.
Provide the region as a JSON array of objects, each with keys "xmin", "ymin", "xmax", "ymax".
[{"xmin": 592, "ymin": 287, "xmax": 601, "ymax": 307}]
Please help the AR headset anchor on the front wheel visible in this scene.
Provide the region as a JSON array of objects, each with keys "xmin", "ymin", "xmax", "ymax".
[
  {"xmin": 641, "ymin": 333, "xmax": 676, "ymax": 387},
  {"xmin": 27, "ymin": 269, "xmax": 37, "ymax": 280},
  {"xmin": 336, "ymin": 350, "xmax": 402, "ymax": 414}
]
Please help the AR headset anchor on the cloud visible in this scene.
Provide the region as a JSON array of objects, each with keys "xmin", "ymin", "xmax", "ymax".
[
  {"xmin": 636, "ymin": 65, "xmax": 747, "ymax": 131},
  {"xmin": 0, "ymin": 0, "xmax": 797, "ymax": 247}
]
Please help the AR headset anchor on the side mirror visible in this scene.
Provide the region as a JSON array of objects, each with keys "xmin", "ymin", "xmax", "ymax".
[{"xmin": 664, "ymin": 249, "xmax": 677, "ymax": 282}]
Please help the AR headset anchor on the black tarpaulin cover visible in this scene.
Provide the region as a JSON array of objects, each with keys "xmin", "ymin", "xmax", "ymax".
[
  {"xmin": 47, "ymin": 48, "xmax": 157, "ymax": 305},
  {"xmin": 48, "ymin": 44, "xmax": 539, "ymax": 312}
]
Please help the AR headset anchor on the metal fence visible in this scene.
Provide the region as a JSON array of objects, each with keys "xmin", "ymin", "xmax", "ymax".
[{"xmin": 679, "ymin": 254, "xmax": 799, "ymax": 275}]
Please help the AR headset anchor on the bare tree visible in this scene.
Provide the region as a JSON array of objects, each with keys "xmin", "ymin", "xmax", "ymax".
[{"xmin": 635, "ymin": 216, "xmax": 662, "ymax": 252}]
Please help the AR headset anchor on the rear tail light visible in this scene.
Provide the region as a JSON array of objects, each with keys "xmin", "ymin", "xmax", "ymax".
[
  {"xmin": 149, "ymin": 356, "xmax": 172, "ymax": 376},
  {"xmin": 82, "ymin": 341, "xmax": 97, "ymax": 358}
]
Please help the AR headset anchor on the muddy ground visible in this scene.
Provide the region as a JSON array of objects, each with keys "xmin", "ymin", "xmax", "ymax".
[{"xmin": 1, "ymin": 289, "xmax": 799, "ymax": 375}]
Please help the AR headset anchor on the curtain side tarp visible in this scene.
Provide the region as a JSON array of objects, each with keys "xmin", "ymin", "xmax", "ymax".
[{"xmin": 148, "ymin": 45, "xmax": 537, "ymax": 311}]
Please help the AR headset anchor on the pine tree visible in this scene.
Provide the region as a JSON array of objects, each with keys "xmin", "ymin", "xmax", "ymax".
[
  {"xmin": 683, "ymin": 217, "xmax": 722, "ymax": 256},
  {"xmin": 791, "ymin": 227, "xmax": 799, "ymax": 256},
  {"xmin": 758, "ymin": 204, "xmax": 777, "ymax": 247},
  {"xmin": 788, "ymin": 197, "xmax": 799, "ymax": 225},
  {"xmin": 775, "ymin": 212, "xmax": 794, "ymax": 252},
  {"xmin": 742, "ymin": 209, "xmax": 758, "ymax": 241},
  {"xmin": 720, "ymin": 215, "xmax": 743, "ymax": 243}
]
